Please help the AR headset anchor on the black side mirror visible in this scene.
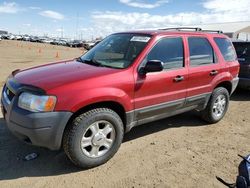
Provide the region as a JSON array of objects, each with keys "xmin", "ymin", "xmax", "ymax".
[{"xmin": 139, "ymin": 60, "xmax": 164, "ymax": 75}]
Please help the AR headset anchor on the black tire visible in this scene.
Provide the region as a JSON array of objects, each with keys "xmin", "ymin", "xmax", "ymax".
[
  {"xmin": 200, "ymin": 87, "xmax": 230, "ymax": 123},
  {"xmin": 63, "ymin": 108, "xmax": 124, "ymax": 168}
]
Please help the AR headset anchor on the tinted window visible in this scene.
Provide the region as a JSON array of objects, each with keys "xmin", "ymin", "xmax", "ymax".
[
  {"xmin": 214, "ymin": 38, "xmax": 237, "ymax": 62},
  {"xmin": 233, "ymin": 42, "xmax": 250, "ymax": 60},
  {"xmin": 147, "ymin": 37, "xmax": 184, "ymax": 69},
  {"xmin": 188, "ymin": 37, "xmax": 214, "ymax": 66}
]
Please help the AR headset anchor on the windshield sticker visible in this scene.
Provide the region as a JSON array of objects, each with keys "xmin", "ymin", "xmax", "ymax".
[{"xmin": 130, "ymin": 36, "xmax": 150, "ymax": 43}]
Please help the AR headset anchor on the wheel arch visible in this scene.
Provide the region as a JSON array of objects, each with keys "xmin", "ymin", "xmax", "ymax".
[
  {"xmin": 214, "ymin": 81, "xmax": 232, "ymax": 95},
  {"xmin": 68, "ymin": 101, "xmax": 127, "ymax": 125},
  {"xmin": 62, "ymin": 101, "xmax": 128, "ymax": 149}
]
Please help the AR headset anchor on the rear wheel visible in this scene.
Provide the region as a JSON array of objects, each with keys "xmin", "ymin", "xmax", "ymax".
[
  {"xmin": 200, "ymin": 87, "xmax": 229, "ymax": 123},
  {"xmin": 63, "ymin": 108, "xmax": 124, "ymax": 168}
]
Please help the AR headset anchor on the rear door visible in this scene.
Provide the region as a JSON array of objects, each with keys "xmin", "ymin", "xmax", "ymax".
[
  {"xmin": 186, "ymin": 36, "xmax": 222, "ymax": 107},
  {"xmin": 134, "ymin": 36, "xmax": 188, "ymax": 124}
]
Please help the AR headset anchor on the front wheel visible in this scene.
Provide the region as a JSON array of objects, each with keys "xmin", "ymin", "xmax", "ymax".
[
  {"xmin": 63, "ymin": 108, "xmax": 124, "ymax": 168},
  {"xmin": 200, "ymin": 87, "xmax": 229, "ymax": 123}
]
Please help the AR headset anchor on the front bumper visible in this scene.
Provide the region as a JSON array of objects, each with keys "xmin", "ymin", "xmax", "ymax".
[{"xmin": 1, "ymin": 84, "xmax": 72, "ymax": 150}]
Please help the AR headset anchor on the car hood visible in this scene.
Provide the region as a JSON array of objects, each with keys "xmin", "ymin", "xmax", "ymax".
[{"xmin": 13, "ymin": 59, "xmax": 119, "ymax": 91}]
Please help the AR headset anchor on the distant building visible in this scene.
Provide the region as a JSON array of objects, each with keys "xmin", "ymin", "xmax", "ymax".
[
  {"xmin": 189, "ymin": 21, "xmax": 250, "ymax": 41},
  {"xmin": 0, "ymin": 30, "xmax": 8, "ymax": 35}
]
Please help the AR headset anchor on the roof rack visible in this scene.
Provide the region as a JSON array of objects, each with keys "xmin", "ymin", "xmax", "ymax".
[
  {"xmin": 159, "ymin": 27, "xmax": 202, "ymax": 31},
  {"xmin": 201, "ymin": 30, "xmax": 223, "ymax": 34},
  {"xmin": 158, "ymin": 27, "xmax": 223, "ymax": 34}
]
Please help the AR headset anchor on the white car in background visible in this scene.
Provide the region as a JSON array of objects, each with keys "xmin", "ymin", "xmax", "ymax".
[
  {"xmin": 23, "ymin": 36, "xmax": 31, "ymax": 41},
  {"xmin": 14, "ymin": 35, "xmax": 22, "ymax": 40},
  {"xmin": 7, "ymin": 35, "xmax": 15, "ymax": 40},
  {"xmin": 41, "ymin": 38, "xmax": 54, "ymax": 44}
]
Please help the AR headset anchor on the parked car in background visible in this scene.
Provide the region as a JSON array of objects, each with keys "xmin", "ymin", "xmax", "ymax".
[
  {"xmin": 1, "ymin": 34, "xmax": 10, "ymax": 40},
  {"xmin": 22, "ymin": 35, "xmax": 31, "ymax": 41},
  {"xmin": 15, "ymin": 35, "xmax": 23, "ymax": 40},
  {"xmin": 30, "ymin": 36, "xmax": 41, "ymax": 42},
  {"xmin": 51, "ymin": 39, "xmax": 67, "ymax": 46},
  {"xmin": 232, "ymin": 41, "xmax": 250, "ymax": 90},
  {"xmin": 93, "ymin": 40, "xmax": 101, "ymax": 46},
  {"xmin": 67, "ymin": 40, "xmax": 83, "ymax": 48},
  {"xmin": 58, "ymin": 40, "xmax": 67, "ymax": 46},
  {"xmin": 1, "ymin": 28, "xmax": 239, "ymax": 168},
  {"xmin": 50, "ymin": 39, "xmax": 59, "ymax": 45},
  {"xmin": 41, "ymin": 38, "xmax": 54, "ymax": 44},
  {"xmin": 7, "ymin": 35, "xmax": 15, "ymax": 40},
  {"xmin": 83, "ymin": 41, "xmax": 96, "ymax": 50}
]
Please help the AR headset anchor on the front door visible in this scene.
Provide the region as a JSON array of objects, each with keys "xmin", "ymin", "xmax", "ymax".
[{"xmin": 134, "ymin": 36, "xmax": 188, "ymax": 124}]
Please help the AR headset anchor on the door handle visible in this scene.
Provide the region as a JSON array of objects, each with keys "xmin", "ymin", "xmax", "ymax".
[
  {"xmin": 174, "ymin": 75, "xmax": 184, "ymax": 82},
  {"xmin": 210, "ymin": 70, "xmax": 218, "ymax": 76}
]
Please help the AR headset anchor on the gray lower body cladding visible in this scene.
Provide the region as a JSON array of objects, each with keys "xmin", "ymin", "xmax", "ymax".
[{"xmin": 125, "ymin": 92, "xmax": 211, "ymax": 132}]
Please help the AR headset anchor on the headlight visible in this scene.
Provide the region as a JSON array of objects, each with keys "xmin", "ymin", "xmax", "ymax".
[{"xmin": 18, "ymin": 92, "xmax": 57, "ymax": 112}]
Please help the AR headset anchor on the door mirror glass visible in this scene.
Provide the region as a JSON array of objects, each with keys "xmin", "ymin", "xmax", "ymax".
[{"xmin": 139, "ymin": 60, "xmax": 163, "ymax": 75}]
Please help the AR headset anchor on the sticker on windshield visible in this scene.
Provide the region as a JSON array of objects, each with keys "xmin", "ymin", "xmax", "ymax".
[{"xmin": 130, "ymin": 36, "xmax": 150, "ymax": 43}]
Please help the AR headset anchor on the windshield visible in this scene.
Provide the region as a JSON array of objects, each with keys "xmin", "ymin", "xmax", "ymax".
[{"xmin": 80, "ymin": 33, "xmax": 151, "ymax": 69}]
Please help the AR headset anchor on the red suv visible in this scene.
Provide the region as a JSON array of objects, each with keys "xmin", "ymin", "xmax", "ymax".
[{"xmin": 1, "ymin": 28, "xmax": 239, "ymax": 168}]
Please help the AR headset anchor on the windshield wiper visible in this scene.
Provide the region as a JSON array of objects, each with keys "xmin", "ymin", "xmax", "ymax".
[
  {"xmin": 76, "ymin": 57, "xmax": 84, "ymax": 63},
  {"xmin": 85, "ymin": 59, "xmax": 103, "ymax": 66},
  {"xmin": 76, "ymin": 57, "xmax": 121, "ymax": 69},
  {"xmin": 76, "ymin": 57, "xmax": 102, "ymax": 66}
]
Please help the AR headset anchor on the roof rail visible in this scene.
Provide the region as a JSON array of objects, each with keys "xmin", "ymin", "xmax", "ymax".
[
  {"xmin": 158, "ymin": 27, "xmax": 223, "ymax": 34},
  {"xmin": 159, "ymin": 27, "xmax": 202, "ymax": 31},
  {"xmin": 201, "ymin": 30, "xmax": 223, "ymax": 34}
]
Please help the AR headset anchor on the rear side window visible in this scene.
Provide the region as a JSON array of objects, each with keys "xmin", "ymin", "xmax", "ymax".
[
  {"xmin": 214, "ymin": 38, "xmax": 237, "ymax": 62},
  {"xmin": 188, "ymin": 37, "xmax": 215, "ymax": 66},
  {"xmin": 147, "ymin": 37, "xmax": 184, "ymax": 70}
]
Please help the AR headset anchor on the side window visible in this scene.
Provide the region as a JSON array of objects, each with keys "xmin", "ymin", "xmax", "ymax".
[
  {"xmin": 233, "ymin": 42, "xmax": 250, "ymax": 62},
  {"xmin": 188, "ymin": 37, "xmax": 215, "ymax": 66},
  {"xmin": 214, "ymin": 38, "xmax": 237, "ymax": 62},
  {"xmin": 147, "ymin": 37, "xmax": 184, "ymax": 70}
]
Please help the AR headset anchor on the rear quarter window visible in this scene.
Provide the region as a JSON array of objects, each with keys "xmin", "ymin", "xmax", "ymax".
[{"xmin": 214, "ymin": 38, "xmax": 237, "ymax": 62}]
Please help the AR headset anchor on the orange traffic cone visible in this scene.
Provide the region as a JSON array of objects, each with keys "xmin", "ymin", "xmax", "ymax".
[{"xmin": 55, "ymin": 51, "xmax": 59, "ymax": 58}]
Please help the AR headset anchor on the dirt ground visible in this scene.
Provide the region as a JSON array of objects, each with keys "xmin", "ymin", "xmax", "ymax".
[{"xmin": 0, "ymin": 40, "xmax": 249, "ymax": 188}]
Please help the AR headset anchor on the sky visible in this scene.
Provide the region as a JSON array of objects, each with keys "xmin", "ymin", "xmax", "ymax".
[{"xmin": 0, "ymin": 0, "xmax": 250, "ymax": 40}]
